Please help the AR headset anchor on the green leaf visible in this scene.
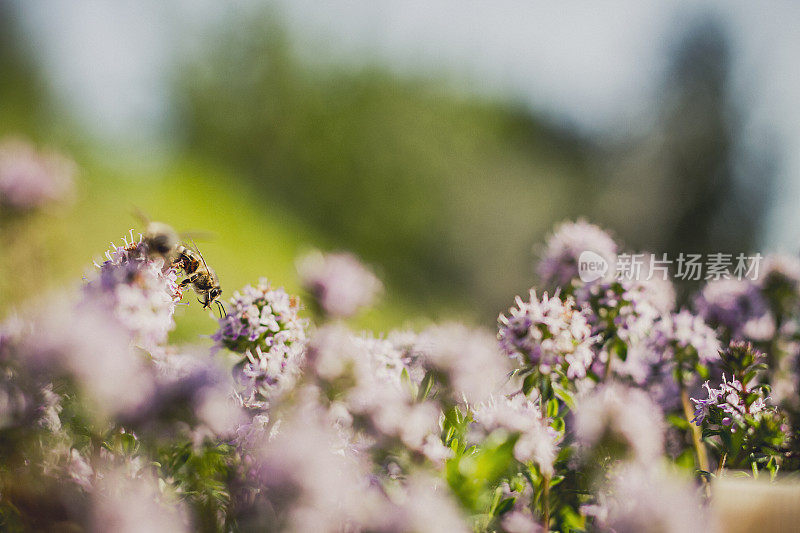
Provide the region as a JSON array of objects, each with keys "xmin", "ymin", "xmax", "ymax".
[
  {"xmin": 612, "ymin": 340, "xmax": 628, "ymax": 362},
  {"xmin": 552, "ymin": 384, "xmax": 575, "ymax": 410},
  {"xmin": 119, "ymin": 432, "xmax": 138, "ymax": 455},
  {"xmin": 493, "ymin": 497, "xmax": 515, "ymax": 516},
  {"xmin": 417, "ymin": 371, "xmax": 435, "ymax": 402},
  {"xmin": 546, "ymin": 398, "xmax": 559, "ymax": 418},
  {"xmin": 769, "ymin": 458, "xmax": 780, "ymax": 481},
  {"xmin": 522, "ymin": 373, "xmax": 537, "ymax": 396},
  {"xmin": 667, "ymin": 414, "xmax": 690, "ymax": 430},
  {"xmin": 400, "ymin": 367, "xmax": 416, "ymax": 398}
]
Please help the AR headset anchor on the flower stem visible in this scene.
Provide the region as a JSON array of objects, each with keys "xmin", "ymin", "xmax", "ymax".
[
  {"xmin": 680, "ymin": 384, "xmax": 710, "ymax": 474},
  {"xmin": 716, "ymin": 453, "xmax": 727, "ymax": 477},
  {"xmin": 539, "ymin": 398, "xmax": 551, "ymax": 531},
  {"xmin": 541, "ymin": 475, "xmax": 550, "ymax": 531}
]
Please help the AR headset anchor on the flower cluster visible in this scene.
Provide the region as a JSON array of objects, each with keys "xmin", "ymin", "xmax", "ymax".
[
  {"xmin": 6, "ymin": 213, "xmax": 800, "ymax": 532},
  {"xmin": 690, "ymin": 342, "xmax": 790, "ymax": 473},
  {"xmin": 536, "ymin": 219, "xmax": 618, "ymax": 288},
  {"xmin": 304, "ymin": 325, "xmax": 448, "ymax": 463},
  {"xmin": 498, "ymin": 290, "xmax": 596, "ymax": 379},
  {"xmin": 691, "ymin": 375, "xmax": 768, "ymax": 426},
  {"xmin": 575, "ymin": 277, "xmax": 674, "ymax": 345},
  {"xmin": 213, "ymin": 278, "xmax": 307, "ymax": 409},
  {"xmin": 85, "ymin": 231, "xmax": 182, "ymax": 351},
  {"xmin": 585, "ymin": 464, "xmax": 711, "ymax": 533},
  {"xmin": 650, "ymin": 310, "xmax": 722, "ymax": 367}
]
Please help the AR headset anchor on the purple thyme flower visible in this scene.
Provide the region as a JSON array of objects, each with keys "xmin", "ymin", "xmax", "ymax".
[
  {"xmin": 213, "ymin": 278, "xmax": 307, "ymax": 409},
  {"xmin": 65, "ymin": 448, "xmax": 94, "ymax": 492},
  {"xmin": 0, "ymin": 137, "xmax": 76, "ymax": 211},
  {"xmin": 636, "ymin": 254, "xmax": 678, "ymax": 315},
  {"xmin": 536, "ymin": 219, "xmax": 618, "ymax": 289},
  {"xmin": 651, "ymin": 310, "xmax": 722, "ymax": 365},
  {"xmin": 620, "ymin": 310, "xmax": 722, "ymax": 408},
  {"xmin": 250, "ymin": 398, "xmax": 389, "ymax": 532},
  {"xmin": 297, "ymin": 250, "xmax": 383, "ymax": 318},
  {"xmin": 378, "ymin": 474, "xmax": 471, "ymax": 533},
  {"xmin": 691, "ymin": 374, "xmax": 769, "ymax": 427},
  {"xmin": 694, "ymin": 278, "xmax": 775, "ymax": 341},
  {"xmin": 498, "ymin": 291, "xmax": 597, "ymax": 379},
  {"xmin": 352, "ymin": 330, "xmax": 424, "ymax": 387},
  {"xmin": 84, "ymin": 231, "xmax": 182, "ymax": 352},
  {"xmin": 501, "ymin": 510, "xmax": 542, "ymax": 533},
  {"xmin": 575, "ymin": 276, "xmax": 673, "ymax": 345}
]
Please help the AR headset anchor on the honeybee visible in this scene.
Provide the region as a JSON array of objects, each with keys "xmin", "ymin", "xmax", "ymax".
[
  {"xmin": 134, "ymin": 212, "xmax": 225, "ymax": 317},
  {"xmin": 174, "ymin": 244, "xmax": 226, "ymax": 317}
]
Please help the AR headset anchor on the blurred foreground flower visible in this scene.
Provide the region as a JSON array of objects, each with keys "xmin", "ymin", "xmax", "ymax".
[
  {"xmin": 575, "ymin": 383, "xmax": 664, "ymax": 465},
  {"xmin": 0, "ymin": 137, "xmax": 75, "ymax": 212},
  {"xmin": 471, "ymin": 395, "xmax": 559, "ymax": 475},
  {"xmin": 695, "ymin": 279, "xmax": 775, "ymax": 341},
  {"xmin": 415, "ymin": 323, "xmax": 511, "ymax": 405},
  {"xmin": 297, "ymin": 250, "xmax": 383, "ymax": 319},
  {"xmin": 585, "ymin": 464, "xmax": 712, "ymax": 533}
]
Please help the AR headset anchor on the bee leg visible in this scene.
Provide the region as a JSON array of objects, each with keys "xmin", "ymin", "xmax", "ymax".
[{"xmin": 180, "ymin": 272, "xmax": 200, "ymax": 288}]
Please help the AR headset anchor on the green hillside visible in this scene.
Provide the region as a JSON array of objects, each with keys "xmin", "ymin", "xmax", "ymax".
[{"xmin": 0, "ymin": 155, "xmax": 436, "ymax": 342}]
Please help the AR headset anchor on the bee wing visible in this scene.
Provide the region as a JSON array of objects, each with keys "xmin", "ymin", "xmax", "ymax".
[
  {"xmin": 130, "ymin": 206, "xmax": 152, "ymax": 227},
  {"xmin": 179, "ymin": 230, "xmax": 217, "ymax": 243}
]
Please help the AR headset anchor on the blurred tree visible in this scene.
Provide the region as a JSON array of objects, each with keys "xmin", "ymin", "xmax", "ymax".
[
  {"xmin": 0, "ymin": 0, "xmax": 51, "ymax": 134},
  {"xmin": 659, "ymin": 19, "xmax": 771, "ymax": 258},
  {"xmin": 598, "ymin": 18, "xmax": 775, "ymax": 290}
]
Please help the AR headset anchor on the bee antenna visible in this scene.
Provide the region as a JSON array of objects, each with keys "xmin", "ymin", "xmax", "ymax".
[{"xmin": 217, "ymin": 301, "xmax": 227, "ymax": 318}]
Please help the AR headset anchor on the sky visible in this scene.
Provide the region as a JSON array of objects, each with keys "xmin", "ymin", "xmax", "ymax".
[{"xmin": 12, "ymin": 0, "xmax": 800, "ymax": 249}]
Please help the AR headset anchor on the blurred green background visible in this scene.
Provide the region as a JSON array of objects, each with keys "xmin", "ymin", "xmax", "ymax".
[{"xmin": 0, "ymin": 2, "xmax": 786, "ymax": 341}]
